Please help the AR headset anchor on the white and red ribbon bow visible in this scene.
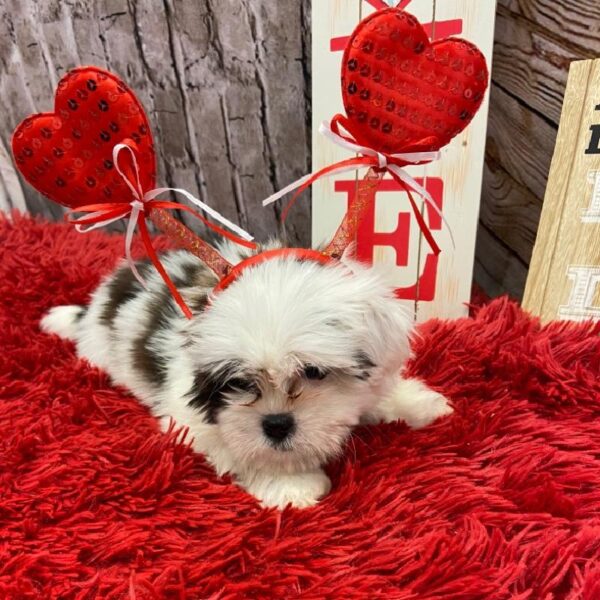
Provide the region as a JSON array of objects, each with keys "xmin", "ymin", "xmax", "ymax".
[
  {"xmin": 263, "ymin": 115, "xmax": 454, "ymax": 254},
  {"xmin": 67, "ymin": 143, "xmax": 254, "ymax": 318}
]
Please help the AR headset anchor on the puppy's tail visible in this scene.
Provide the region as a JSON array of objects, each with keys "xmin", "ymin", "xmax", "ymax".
[{"xmin": 40, "ymin": 305, "xmax": 85, "ymax": 341}]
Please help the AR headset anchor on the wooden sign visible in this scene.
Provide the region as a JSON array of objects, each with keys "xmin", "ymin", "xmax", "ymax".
[
  {"xmin": 524, "ymin": 60, "xmax": 600, "ymax": 322},
  {"xmin": 311, "ymin": 0, "xmax": 497, "ymax": 321}
]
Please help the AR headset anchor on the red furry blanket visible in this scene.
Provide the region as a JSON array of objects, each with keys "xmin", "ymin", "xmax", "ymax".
[{"xmin": 2, "ymin": 214, "xmax": 600, "ymax": 599}]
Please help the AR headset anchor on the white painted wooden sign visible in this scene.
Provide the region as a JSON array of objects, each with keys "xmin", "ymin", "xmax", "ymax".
[{"xmin": 311, "ymin": 0, "xmax": 496, "ymax": 321}]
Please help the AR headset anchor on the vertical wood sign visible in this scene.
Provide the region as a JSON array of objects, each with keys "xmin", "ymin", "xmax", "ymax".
[
  {"xmin": 524, "ymin": 60, "xmax": 600, "ymax": 322},
  {"xmin": 311, "ymin": 0, "xmax": 496, "ymax": 321}
]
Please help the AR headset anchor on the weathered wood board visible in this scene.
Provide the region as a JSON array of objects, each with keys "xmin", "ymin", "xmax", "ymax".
[
  {"xmin": 477, "ymin": 0, "xmax": 600, "ymax": 301},
  {"xmin": 0, "ymin": 0, "xmax": 312, "ymax": 246},
  {"xmin": 311, "ymin": 0, "xmax": 496, "ymax": 321},
  {"xmin": 523, "ymin": 59, "xmax": 600, "ymax": 322}
]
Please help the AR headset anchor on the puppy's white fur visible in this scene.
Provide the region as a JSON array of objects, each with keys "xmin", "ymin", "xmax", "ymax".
[{"xmin": 41, "ymin": 245, "xmax": 452, "ymax": 508}]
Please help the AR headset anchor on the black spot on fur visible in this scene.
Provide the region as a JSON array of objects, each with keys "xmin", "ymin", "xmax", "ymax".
[
  {"xmin": 187, "ymin": 364, "xmax": 245, "ymax": 424},
  {"xmin": 130, "ymin": 258, "xmax": 216, "ymax": 386},
  {"xmin": 99, "ymin": 260, "xmax": 151, "ymax": 327},
  {"xmin": 191, "ymin": 294, "xmax": 209, "ymax": 313},
  {"xmin": 131, "ymin": 287, "xmax": 179, "ymax": 386},
  {"xmin": 175, "ymin": 261, "xmax": 202, "ymax": 287},
  {"xmin": 176, "ymin": 259, "xmax": 217, "ymax": 314},
  {"xmin": 74, "ymin": 306, "xmax": 86, "ymax": 322},
  {"xmin": 354, "ymin": 352, "xmax": 376, "ymax": 380}
]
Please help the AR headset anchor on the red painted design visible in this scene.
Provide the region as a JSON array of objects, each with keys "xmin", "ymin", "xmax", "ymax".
[{"xmin": 334, "ymin": 177, "xmax": 443, "ymax": 301}]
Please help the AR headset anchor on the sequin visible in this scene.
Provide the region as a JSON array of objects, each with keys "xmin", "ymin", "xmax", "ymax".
[
  {"xmin": 348, "ymin": 58, "xmax": 358, "ymax": 71},
  {"xmin": 360, "ymin": 89, "xmax": 370, "ymax": 100},
  {"xmin": 348, "ymin": 82, "xmax": 358, "ymax": 95}
]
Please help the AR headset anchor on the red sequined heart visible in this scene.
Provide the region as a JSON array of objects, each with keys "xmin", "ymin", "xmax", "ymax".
[
  {"xmin": 12, "ymin": 66, "xmax": 156, "ymax": 209},
  {"xmin": 341, "ymin": 8, "xmax": 489, "ymax": 154}
]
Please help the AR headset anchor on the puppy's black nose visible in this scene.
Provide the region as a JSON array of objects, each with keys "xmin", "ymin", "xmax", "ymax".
[{"xmin": 262, "ymin": 413, "xmax": 295, "ymax": 442}]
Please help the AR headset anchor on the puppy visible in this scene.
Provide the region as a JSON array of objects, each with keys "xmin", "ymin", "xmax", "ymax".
[{"xmin": 41, "ymin": 244, "xmax": 452, "ymax": 508}]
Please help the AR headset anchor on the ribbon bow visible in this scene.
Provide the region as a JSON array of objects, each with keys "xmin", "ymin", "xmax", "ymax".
[
  {"xmin": 263, "ymin": 115, "xmax": 454, "ymax": 255},
  {"xmin": 68, "ymin": 142, "xmax": 255, "ymax": 319}
]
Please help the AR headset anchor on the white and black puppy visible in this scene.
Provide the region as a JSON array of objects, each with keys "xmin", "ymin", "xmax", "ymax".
[{"xmin": 41, "ymin": 244, "xmax": 452, "ymax": 508}]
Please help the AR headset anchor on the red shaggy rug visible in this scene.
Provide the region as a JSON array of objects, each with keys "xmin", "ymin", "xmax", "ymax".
[{"xmin": 2, "ymin": 214, "xmax": 600, "ymax": 599}]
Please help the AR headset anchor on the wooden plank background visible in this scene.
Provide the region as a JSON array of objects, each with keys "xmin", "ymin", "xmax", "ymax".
[
  {"xmin": 0, "ymin": 0, "xmax": 312, "ymax": 246},
  {"xmin": 475, "ymin": 0, "xmax": 600, "ymax": 300},
  {"xmin": 2, "ymin": 0, "xmax": 600, "ymax": 305}
]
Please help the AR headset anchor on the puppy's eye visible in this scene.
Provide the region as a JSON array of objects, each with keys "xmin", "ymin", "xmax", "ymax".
[
  {"xmin": 223, "ymin": 377, "xmax": 260, "ymax": 401},
  {"xmin": 303, "ymin": 365, "xmax": 327, "ymax": 381}
]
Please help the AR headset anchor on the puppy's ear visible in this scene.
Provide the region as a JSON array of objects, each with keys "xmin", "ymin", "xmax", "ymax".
[{"xmin": 359, "ymin": 282, "xmax": 414, "ymax": 376}]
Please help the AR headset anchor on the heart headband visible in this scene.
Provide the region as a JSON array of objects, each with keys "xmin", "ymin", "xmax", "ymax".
[{"xmin": 11, "ymin": 7, "xmax": 489, "ymax": 318}]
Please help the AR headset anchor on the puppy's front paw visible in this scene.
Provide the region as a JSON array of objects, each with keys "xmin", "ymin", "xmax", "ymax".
[
  {"xmin": 407, "ymin": 387, "xmax": 453, "ymax": 429},
  {"xmin": 372, "ymin": 377, "xmax": 453, "ymax": 429},
  {"xmin": 240, "ymin": 470, "xmax": 332, "ymax": 509}
]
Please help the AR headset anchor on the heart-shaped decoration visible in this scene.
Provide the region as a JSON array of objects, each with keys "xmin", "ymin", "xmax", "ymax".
[
  {"xmin": 341, "ymin": 8, "xmax": 489, "ymax": 154},
  {"xmin": 12, "ymin": 66, "xmax": 156, "ymax": 209}
]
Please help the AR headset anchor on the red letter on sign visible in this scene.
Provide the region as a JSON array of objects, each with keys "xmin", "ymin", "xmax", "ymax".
[{"xmin": 334, "ymin": 178, "xmax": 443, "ymax": 302}]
